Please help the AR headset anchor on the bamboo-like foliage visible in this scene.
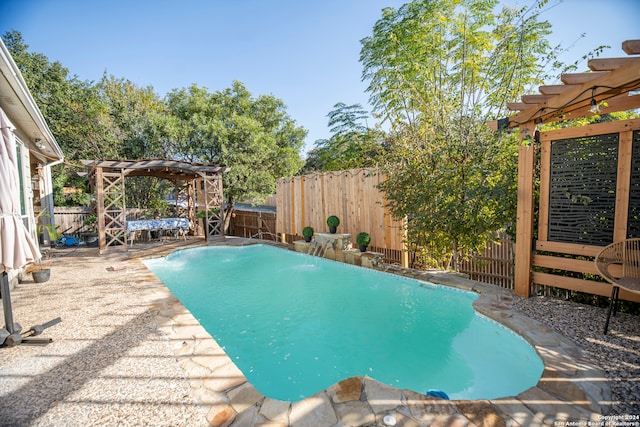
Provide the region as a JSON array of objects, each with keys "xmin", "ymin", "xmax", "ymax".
[{"xmin": 359, "ymin": 0, "xmax": 556, "ymax": 269}]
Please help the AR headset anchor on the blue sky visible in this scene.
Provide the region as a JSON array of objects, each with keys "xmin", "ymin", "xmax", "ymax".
[{"xmin": 1, "ymin": 0, "xmax": 638, "ymax": 155}]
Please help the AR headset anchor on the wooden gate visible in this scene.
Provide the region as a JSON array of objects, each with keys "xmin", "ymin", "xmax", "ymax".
[{"xmin": 231, "ymin": 209, "xmax": 277, "ymax": 241}]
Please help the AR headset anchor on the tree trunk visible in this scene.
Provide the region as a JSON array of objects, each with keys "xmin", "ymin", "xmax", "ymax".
[
  {"xmin": 223, "ymin": 196, "xmax": 235, "ymax": 235},
  {"xmin": 451, "ymin": 237, "xmax": 459, "ymax": 272}
]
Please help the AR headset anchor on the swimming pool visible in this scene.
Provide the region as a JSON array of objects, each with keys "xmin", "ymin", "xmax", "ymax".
[{"xmin": 144, "ymin": 244, "xmax": 543, "ymax": 401}]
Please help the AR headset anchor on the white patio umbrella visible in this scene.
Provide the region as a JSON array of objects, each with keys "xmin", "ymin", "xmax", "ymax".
[{"xmin": 1, "ymin": 108, "xmax": 44, "ymax": 346}]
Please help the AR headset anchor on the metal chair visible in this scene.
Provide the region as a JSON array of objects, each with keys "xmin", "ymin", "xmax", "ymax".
[{"xmin": 594, "ymin": 238, "xmax": 640, "ymax": 334}]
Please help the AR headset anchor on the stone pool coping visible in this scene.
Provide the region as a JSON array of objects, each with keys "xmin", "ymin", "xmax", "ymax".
[{"xmin": 132, "ymin": 238, "xmax": 610, "ymax": 426}]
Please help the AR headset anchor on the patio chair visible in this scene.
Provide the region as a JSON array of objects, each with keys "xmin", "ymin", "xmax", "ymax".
[{"xmin": 594, "ymin": 238, "xmax": 640, "ymax": 334}]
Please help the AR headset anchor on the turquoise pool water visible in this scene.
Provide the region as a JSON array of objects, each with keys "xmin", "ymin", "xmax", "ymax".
[{"xmin": 144, "ymin": 244, "xmax": 543, "ymax": 401}]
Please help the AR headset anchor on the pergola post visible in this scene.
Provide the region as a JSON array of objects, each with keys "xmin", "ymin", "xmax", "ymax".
[
  {"xmin": 95, "ymin": 166, "xmax": 106, "ymax": 252},
  {"xmin": 514, "ymin": 122, "xmax": 537, "ymax": 297},
  {"xmin": 187, "ymin": 179, "xmax": 196, "ymax": 235},
  {"xmin": 201, "ymin": 171, "xmax": 225, "ymax": 240},
  {"xmin": 172, "ymin": 179, "xmax": 190, "ymax": 218},
  {"xmin": 101, "ymin": 168, "xmax": 126, "ymax": 250}
]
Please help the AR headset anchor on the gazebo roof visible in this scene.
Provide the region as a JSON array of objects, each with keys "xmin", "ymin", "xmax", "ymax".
[
  {"xmin": 80, "ymin": 159, "xmax": 229, "ymax": 180},
  {"xmin": 489, "ymin": 39, "xmax": 640, "ymax": 130}
]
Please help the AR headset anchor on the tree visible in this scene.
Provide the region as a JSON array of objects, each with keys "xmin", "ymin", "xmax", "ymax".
[
  {"xmin": 166, "ymin": 81, "xmax": 306, "ymax": 228},
  {"xmin": 303, "ymin": 102, "xmax": 386, "ymax": 173},
  {"xmin": 360, "ymin": 0, "xmax": 555, "ymax": 269},
  {"xmin": 3, "ymin": 30, "xmax": 123, "ymax": 205},
  {"xmin": 97, "ymin": 74, "xmax": 173, "ymax": 209},
  {"xmin": 4, "ymin": 31, "xmax": 306, "ymax": 219}
]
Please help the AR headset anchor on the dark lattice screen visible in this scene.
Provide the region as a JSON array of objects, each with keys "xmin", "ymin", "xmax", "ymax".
[
  {"xmin": 548, "ymin": 133, "xmax": 619, "ymax": 245},
  {"xmin": 628, "ymin": 130, "xmax": 640, "ymax": 238}
]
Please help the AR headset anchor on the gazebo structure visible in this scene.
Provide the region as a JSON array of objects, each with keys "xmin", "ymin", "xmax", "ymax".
[
  {"xmin": 82, "ymin": 159, "xmax": 228, "ymax": 252},
  {"xmin": 489, "ymin": 39, "xmax": 640, "ymax": 303}
]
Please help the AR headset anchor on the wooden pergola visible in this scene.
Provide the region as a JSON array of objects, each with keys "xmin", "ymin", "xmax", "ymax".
[
  {"xmin": 489, "ymin": 39, "xmax": 640, "ymax": 303},
  {"xmin": 82, "ymin": 159, "xmax": 228, "ymax": 252}
]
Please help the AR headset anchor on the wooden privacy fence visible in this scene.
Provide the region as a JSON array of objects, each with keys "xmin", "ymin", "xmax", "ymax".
[
  {"xmin": 230, "ymin": 209, "xmax": 278, "ymax": 241},
  {"xmin": 47, "ymin": 207, "xmax": 146, "ymax": 235},
  {"xmin": 50, "ymin": 206, "xmax": 91, "ymax": 234},
  {"xmin": 276, "ymin": 168, "xmax": 408, "ymax": 265},
  {"xmin": 459, "ymin": 231, "xmax": 515, "ymax": 289}
]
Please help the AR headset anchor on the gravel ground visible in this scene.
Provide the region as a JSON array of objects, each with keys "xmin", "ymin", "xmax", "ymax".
[
  {"xmin": 0, "ymin": 249, "xmax": 210, "ymax": 427},
  {"xmin": 514, "ymin": 296, "xmax": 640, "ymax": 416}
]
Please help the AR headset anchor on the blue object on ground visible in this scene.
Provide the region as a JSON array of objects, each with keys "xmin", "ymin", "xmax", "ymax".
[{"xmin": 426, "ymin": 389, "xmax": 450, "ymax": 400}]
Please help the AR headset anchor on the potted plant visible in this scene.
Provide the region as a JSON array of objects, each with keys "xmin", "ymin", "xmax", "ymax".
[
  {"xmin": 302, "ymin": 226, "xmax": 314, "ymax": 242},
  {"xmin": 327, "ymin": 215, "xmax": 340, "ymax": 234},
  {"xmin": 43, "ymin": 223, "xmax": 62, "ymax": 247},
  {"xmin": 26, "ymin": 252, "xmax": 52, "ymax": 283},
  {"xmin": 83, "ymin": 214, "xmax": 99, "ymax": 247},
  {"xmin": 197, "ymin": 208, "xmax": 219, "ymax": 235},
  {"xmin": 356, "ymin": 232, "xmax": 371, "ymax": 252},
  {"xmin": 35, "ymin": 208, "xmax": 51, "ymax": 244}
]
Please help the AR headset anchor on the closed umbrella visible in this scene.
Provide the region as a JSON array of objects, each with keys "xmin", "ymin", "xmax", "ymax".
[
  {"xmin": 0, "ymin": 109, "xmax": 41, "ymax": 270},
  {"xmin": 1, "ymin": 108, "xmax": 58, "ymax": 346}
]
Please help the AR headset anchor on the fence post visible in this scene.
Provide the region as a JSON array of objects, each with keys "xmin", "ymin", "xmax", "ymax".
[{"xmin": 514, "ymin": 123, "xmax": 536, "ymax": 297}]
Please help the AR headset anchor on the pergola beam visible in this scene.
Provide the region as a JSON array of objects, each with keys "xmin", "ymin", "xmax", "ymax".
[
  {"xmin": 588, "ymin": 56, "xmax": 640, "ymax": 71},
  {"xmin": 488, "ymin": 40, "xmax": 640, "ymax": 131},
  {"xmin": 520, "ymin": 94, "xmax": 551, "ymax": 104},
  {"xmin": 515, "ymin": 63, "xmax": 640, "ymax": 125},
  {"xmin": 538, "ymin": 84, "xmax": 573, "ymax": 95},
  {"xmin": 560, "ymin": 71, "xmax": 608, "ymax": 85},
  {"xmin": 623, "ymin": 40, "xmax": 640, "ymax": 55}
]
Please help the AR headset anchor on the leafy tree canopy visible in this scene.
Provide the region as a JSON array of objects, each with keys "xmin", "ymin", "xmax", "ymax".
[
  {"xmin": 164, "ymin": 81, "xmax": 306, "ymax": 218},
  {"xmin": 360, "ymin": 0, "xmax": 556, "ymax": 269},
  {"xmin": 303, "ymin": 102, "xmax": 386, "ymax": 173},
  {"xmin": 3, "ymin": 31, "xmax": 306, "ymax": 215},
  {"xmin": 3, "ymin": 30, "xmax": 125, "ymax": 205}
]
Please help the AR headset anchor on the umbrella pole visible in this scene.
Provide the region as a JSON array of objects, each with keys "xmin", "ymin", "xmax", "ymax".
[{"xmin": 1, "ymin": 271, "xmax": 17, "ymax": 334}]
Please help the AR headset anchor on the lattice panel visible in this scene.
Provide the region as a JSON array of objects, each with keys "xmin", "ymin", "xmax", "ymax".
[
  {"xmin": 629, "ymin": 130, "xmax": 640, "ymax": 238},
  {"xmin": 174, "ymin": 180, "xmax": 189, "ymax": 219},
  {"xmin": 202, "ymin": 173, "xmax": 224, "ymax": 239},
  {"xmin": 548, "ymin": 133, "xmax": 619, "ymax": 245},
  {"xmin": 102, "ymin": 172, "xmax": 126, "ymax": 248}
]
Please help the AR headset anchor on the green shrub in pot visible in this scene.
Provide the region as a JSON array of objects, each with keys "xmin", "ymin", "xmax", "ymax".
[
  {"xmin": 302, "ymin": 226, "xmax": 314, "ymax": 242},
  {"xmin": 326, "ymin": 215, "xmax": 340, "ymax": 233},
  {"xmin": 356, "ymin": 232, "xmax": 371, "ymax": 252}
]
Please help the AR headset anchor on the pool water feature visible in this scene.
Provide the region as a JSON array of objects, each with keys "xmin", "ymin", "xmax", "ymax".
[{"xmin": 144, "ymin": 244, "xmax": 543, "ymax": 402}]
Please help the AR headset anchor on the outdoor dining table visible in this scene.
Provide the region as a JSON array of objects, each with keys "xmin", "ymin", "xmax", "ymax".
[{"xmin": 126, "ymin": 217, "xmax": 190, "ymax": 246}]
